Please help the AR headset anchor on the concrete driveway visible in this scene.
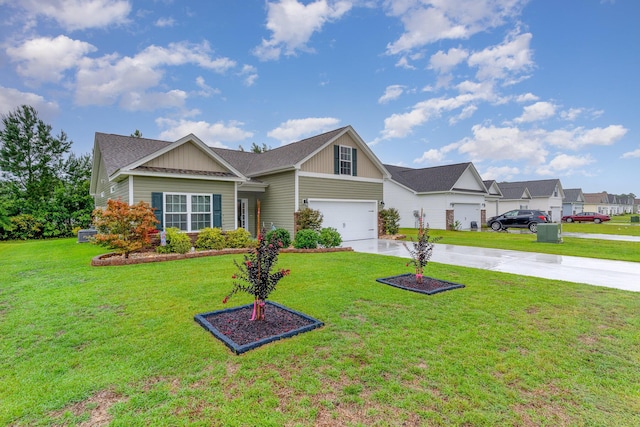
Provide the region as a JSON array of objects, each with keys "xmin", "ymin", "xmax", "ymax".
[{"xmin": 347, "ymin": 239, "xmax": 640, "ymax": 292}]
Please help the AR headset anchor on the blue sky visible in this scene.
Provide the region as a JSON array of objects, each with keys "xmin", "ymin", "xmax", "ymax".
[{"xmin": 1, "ymin": 0, "xmax": 638, "ymax": 195}]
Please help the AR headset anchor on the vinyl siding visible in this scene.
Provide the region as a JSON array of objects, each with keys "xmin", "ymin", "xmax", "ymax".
[
  {"xmin": 299, "ymin": 176, "xmax": 383, "ymax": 204},
  {"xmin": 300, "ymin": 134, "xmax": 383, "ymax": 179},
  {"xmin": 257, "ymin": 171, "xmax": 296, "ymax": 233},
  {"xmin": 142, "ymin": 141, "xmax": 229, "ymax": 172},
  {"xmin": 132, "ymin": 176, "xmax": 236, "ymax": 230},
  {"xmin": 93, "ymin": 160, "xmax": 129, "ymax": 208}
]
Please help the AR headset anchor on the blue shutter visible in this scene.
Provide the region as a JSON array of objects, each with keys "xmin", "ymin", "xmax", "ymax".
[
  {"xmin": 352, "ymin": 148, "xmax": 357, "ymax": 176},
  {"xmin": 213, "ymin": 194, "xmax": 222, "ymax": 228},
  {"xmin": 151, "ymin": 192, "xmax": 163, "ymax": 230},
  {"xmin": 334, "ymin": 145, "xmax": 339, "ymax": 174}
]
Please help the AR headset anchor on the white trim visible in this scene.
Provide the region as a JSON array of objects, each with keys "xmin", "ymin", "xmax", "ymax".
[
  {"xmin": 308, "ymin": 197, "xmax": 378, "ymax": 204},
  {"xmin": 234, "ymin": 182, "xmax": 238, "ymax": 230},
  {"xmin": 294, "ymin": 169, "xmax": 299, "ymax": 211},
  {"xmin": 163, "ymin": 192, "xmax": 214, "ymax": 232},
  {"xmin": 113, "ymin": 169, "xmax": 245, "ymax": 182},
  {"xmin": 298, "ymin": 170, "xmax": 383, "ymax": 184},
  {"xmin": 128, "ymin": 176, "xmax": 134, "ymax": 205}
]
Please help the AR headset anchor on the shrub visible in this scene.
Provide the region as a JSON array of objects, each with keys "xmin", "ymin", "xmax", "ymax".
[
  {"xmin": 7, "ymin": 214, "xmax": 43, "ymax": 240},
  {"xmin": 225, "ymin": 228, "xmax": 251, "ymax": 248},
  {"xmin": 380, "ymin": 208, "xmax": 400, "ymax": 235},
  {"xmin": 403, "ymin": 218, "xmax": 441, "ymax": 283},
  {"xmin": 156, "ymin": 227, "xmax": 191, "ymax": 254},
  {"xmin": 195, "ymin": 227, "xmax": 225, "ymax": 250},
  {"xmin": 265, "ymin": 227, "xmax": 291, "ymax": 248},
  {"xmin": 296, "ymin": 207, "xmax": 323, "ymax": 231},
  {"xmin": 293, "ymin": 229, "xmax": 319, "ymax": 249},
  {"xmin": 91, "ymin": 199, "xmax": 158, "ymax": 258},
  {"xmin": 318, "ymin": 227, "xmax": 342, "ymax": 248}
]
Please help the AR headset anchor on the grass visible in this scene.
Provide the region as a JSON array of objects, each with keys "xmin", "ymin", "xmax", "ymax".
[
  {"xmin": 1, "ymin": 238, "xmax": 639, "ymax": 426},
  {"xmin": 399, "ymin": 223, "xmax": 640, "ymax": 263}
]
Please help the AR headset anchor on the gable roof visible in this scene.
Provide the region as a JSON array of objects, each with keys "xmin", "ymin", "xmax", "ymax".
[
  {"xmin": 563, "ymin": 188, "xmax": 585, "ymax": 203},
  {"xmin": 483, "ymin": 180, "xmax": 503, "ymax": 197},
  {"xmin": 385, "ymin": 162, "xmax": 487, "ymax": 194},
  {"xmin": 497, "ymin": 183, "xmax": 532, "ymax": 200},
  {"xmin": 583, "ymin": 192, "xmax": 609, "ymax": 204},
  {"xmin": 498, "ymin": 179, "xmax": 563, "ymax": 198}
]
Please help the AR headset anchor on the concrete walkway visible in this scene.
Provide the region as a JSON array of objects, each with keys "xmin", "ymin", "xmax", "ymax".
[{"xmin": 347, "ymin": 239, "xmax": 640, "ymax": 293}]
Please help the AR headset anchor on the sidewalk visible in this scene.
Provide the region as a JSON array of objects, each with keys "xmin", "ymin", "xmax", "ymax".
[{"xmin": 347, "ymin": 239, "xmax": 640, "ymax": 293}]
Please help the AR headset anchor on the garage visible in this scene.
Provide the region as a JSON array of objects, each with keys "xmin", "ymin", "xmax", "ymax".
[
  {"xmin": 453, "ymin": 203, "xmax": 481, "ymax": 230},
  {"xmin": 307, "ymin": 199, "xmax": 378, "ymax": 241}
]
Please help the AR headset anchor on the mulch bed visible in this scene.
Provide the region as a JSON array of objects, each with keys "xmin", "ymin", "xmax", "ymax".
[
  {"xmin": 376, "ymin": 273, "xmax": 465, "ymax": 295},
  {"xmin": 194, "ymin": 301, "xmax": 323, "ymax": 354}
]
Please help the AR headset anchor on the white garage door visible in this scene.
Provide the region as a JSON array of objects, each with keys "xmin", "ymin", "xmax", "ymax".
[
  {"xmin": 307, "ymin": 199, "xmax": 378, "ymax": 241},
  {"xmin": 453, "ymin": 203, "xmax": 481, "ymax": 230}
]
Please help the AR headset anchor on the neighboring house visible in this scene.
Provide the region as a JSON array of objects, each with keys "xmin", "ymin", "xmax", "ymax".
[
  {"xmin": 583, "ymin": 192, "xmax": 615, "ymax": 215},
  {"xmin": 383, "ymin": 162, "xmax": 489, "ymax": 230},
  {"xmin": 562, "ymin": 188, "xmax": 585, "ymax": 216},
  {"xmin": 482, "ymin": 180, "xmax": 504, "ymax": 218},
  {"xmin": 490, "ymin": 183, "xmax": 533, "ymax": 215},
  {"xmin": 635, "ymin": 199, "xmax": 640, "ymax": 214},
  {"xmin": 496, "ymin": 179, "xmax": 565, "ymax": 222},
  {"xmin": 90, "ymin": 126, "xmax": 390, "ymax": 241},
  {"xmin": 615, "ymin": 194, "xmax": 635, "ymax": 214}
]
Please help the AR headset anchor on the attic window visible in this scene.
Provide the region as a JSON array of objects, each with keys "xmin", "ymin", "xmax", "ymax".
[
  {"xmin": 339, "ymin": 146, "xmax": 352, "ymax": 175},
  {"xmin": 110, "ymin": 184, "xmax": 117, "ymax": 193}
]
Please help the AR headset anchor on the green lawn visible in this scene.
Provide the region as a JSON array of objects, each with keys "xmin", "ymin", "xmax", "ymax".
[{"xmin": 1, "ymin": 238, "xmax": 639, "ymax": 426}]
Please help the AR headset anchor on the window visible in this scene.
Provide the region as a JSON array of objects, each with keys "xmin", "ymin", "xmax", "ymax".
[
  {"xmin": 165, "ymin": 194, "xmax": 188, "ymax": 230},
  {"xmin": 191, "ymin": 195, "xmax": 211, "ymax": 230},
  {"xmin": 164, "ymin": 193, "xmax": 214, "ymax": 231},
  {"xmin": 339, "ymin": 146, "xmax": 352, "ymax": 175}
]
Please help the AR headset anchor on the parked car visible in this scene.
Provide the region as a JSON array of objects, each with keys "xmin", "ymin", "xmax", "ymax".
[
  {"xmin": 487, "ymin": 209, "xmax": 550, "ymax": 233},
  {"xmin": 561, "ymin": 212, "xmax": 611, "ymax": 223}
]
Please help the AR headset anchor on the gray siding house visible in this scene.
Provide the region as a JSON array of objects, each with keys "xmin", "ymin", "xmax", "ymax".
[{"xmin": 90, "ymin": 126, "xmax": 390, "ymax": 241}]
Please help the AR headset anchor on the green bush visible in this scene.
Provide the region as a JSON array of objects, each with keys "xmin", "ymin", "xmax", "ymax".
[
  {"xmin": 293, "ymin": 229, "xmax": 319, "ymax": 249},
  {"xmin": 380, "ymin": 208, "xmax": 400, "ymax": 235},
  {"xmin": 7, "ymin": 214, "xmax": 43, "ymax": 240},
  {"xmin": 295, "ymin": 207, "xmax": 323, "ymax": 231},
  {"xmin": 195, "ymin": 227, "xmax": 226, "ymax": 250},
  {"xmin": 318, "ymin": 227, "xmax": 342, "ymax": 248},
  {"xmin": 265, "ymin": 228, "xmax": 291, "ymax": 248},
  {"xmin": 156, "ymin": 227, "xmax": 191, "ymax": 254},
  {"xmin": 225, "ymin": 228, "xmax": 251, "ymax": 248}
]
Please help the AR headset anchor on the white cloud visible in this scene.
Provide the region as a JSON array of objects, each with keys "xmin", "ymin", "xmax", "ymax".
[
  {"xmin": 467, "ymin": 31, "xmax": 534, "ymax": 83},
  {"xmin": 155, "ymin": 17, "xmax": 175, "ymax": 27},
  {"xmin": 74, "ymin": 41, "xmax": 236, "ymax": 108},
  {"xmin": 428, "ymin": 47, "xmax": 468, "ymax": 74},
  {"xmin": 6, "ymin": 35, "xmax": 96, "ymax": 84},
  {"xmin": 413, "ymin": 142, "xmax": 459, "ymax": 165},
  {"xmin": 545, "ymin": 125, "xmax": 627, "ymax": 149},
  {"xmin": 514, "ymin": 101, "xmax": 556, "ymax": 123},
  {"xmin": 479, "ymin": 165, "xmax": 520, "ymax": 181},
  {"xmin": 378, "ymin": 85, "xmax": 405, "ymax": 104},
  {"xmin": 385, "ymin": 0, "xmax": 527, "ymax": 54},
  {"xmin": 156, "ymin": 118, "xmax": 253, "ymax": 147},
  {"xmin": 253, "ymin": 0, "xmax": 352, "ymax": 61},
  {"xmin": 536, "ymin": 153, "xmax": 595, "ymax": 176},
  {"xmin": 267, "ymin": 117, "xmax": 341, "ymax": 144},
  {"xmin": 194, "ymin": 76, "xmax": 220, "ymax": 97},
  {"xmin": 0, "ymin": 86, "xmax": 60, "ymax": 119},
  {"xmin": 622, "ymin": 148, "xmax": 640, "ymax": 159},
  {"xmin": 239, "ymin": 65, "xmax": 258, "ymax": 87},
  {"xmin": 18, "ymin": 0, "xmax": 131, "ymax": 31},
  {"xmin": 449, "ymin": 104, "xmax": 477, "ymax": 124},
  {"xmin": 120, "ymin": 90, "xmax": 187, "ymax": 111},
  {"xmin": 515, "ymin": 92, "xmax": 539, "ymax": 103},
  {"xmin": 457, "ymin": 124, "xmax": 549, "ymax": 164},
  {"xmin": 560, "ymin": 107, "xmax": 583, "ymax": 121}
]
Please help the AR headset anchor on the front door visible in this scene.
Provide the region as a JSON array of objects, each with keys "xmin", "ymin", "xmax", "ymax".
[{"xmin": 237, "ymin": 198, "xmax": 248, "ymax": 230}]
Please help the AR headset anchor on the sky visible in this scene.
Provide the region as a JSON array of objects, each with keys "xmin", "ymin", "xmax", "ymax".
[{"xmin": 0, "ymin": 0, "xmax": 638, "ymax": 195}]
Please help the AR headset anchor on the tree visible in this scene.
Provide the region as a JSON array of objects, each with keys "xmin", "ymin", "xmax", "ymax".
[
  {"xmin": 130, "ymin": 130, "xmax": 143, "ymax": 138},
  {"xmin": 91, "ymin": 199, "xmax": 159, "ymax": 258},
  {"xmin": 239, "ymin": 142, "xmax": 270, "ymax": 153},
  {"xmin": 0, "ymin": 105, "xmax": 72, "ymax": 214}
]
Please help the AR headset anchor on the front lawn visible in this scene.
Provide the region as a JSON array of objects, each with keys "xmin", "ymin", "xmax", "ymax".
[
  {"xmin": 399, "ymin": 228, "xmax": 640, "ymax": 263},
  {"xmin": 1, "ymin": 239, "xmax": 639, "ymax": 426}
]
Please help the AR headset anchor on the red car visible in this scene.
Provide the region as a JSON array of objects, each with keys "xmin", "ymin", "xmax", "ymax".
[{"xmin": 561, "ymin": 212, "xmax": 611, "ymax": 223}]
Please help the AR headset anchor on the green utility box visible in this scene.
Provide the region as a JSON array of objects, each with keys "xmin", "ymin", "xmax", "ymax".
[
  {"xmin": 631, "ymin": 216, "xmax": 639, "ymax": 223},
  {"xmin": 537, "ymin": 223, "xmax": 562, "ymax": 243}
]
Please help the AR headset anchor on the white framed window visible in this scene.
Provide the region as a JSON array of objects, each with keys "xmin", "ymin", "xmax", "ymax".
[
  {"xmin": 165, "ymin": 193, "xmax": 212, "ymax": 231},
  {"xmin": 110, "ymin": 184, "xmax": 117, "ymax": 193},
  {"xmin": 339, "ymin": 146, "xmax": 352, "ymax": 175}
]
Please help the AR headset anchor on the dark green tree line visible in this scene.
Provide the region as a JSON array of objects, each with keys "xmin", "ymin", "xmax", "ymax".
[{"xmin": 0, "ymin": 105, "xmax": 94, "ymax": 239}]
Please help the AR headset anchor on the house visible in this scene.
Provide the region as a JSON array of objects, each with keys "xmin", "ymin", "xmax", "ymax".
[
  {"xmin": 90, "ymin": 126, "xmax": 390, "ymax": 241},
  {"xmin": 583, "ymin": 192, "xmax": 615, "ymax": 215},
  {"xmin": 489, "ymin": 183, "xmax": 533, "ymax": 216},
  {"xmin": 496, "ymin": 179, "xmax": 565, "ymax": 222},
  {"xmin": 483, "ymin": 179, "xmax": 505, "ymax": 218},
  {"xmin": 383, "ymin": 162, "xmax": 489, "ymax": 230},
  {"xmin": 562, "ymin": 188, "xmax": 585, "ymax": 216}
]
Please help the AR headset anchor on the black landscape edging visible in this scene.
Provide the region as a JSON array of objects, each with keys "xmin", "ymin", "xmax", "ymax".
[
  {"xmin": 194, "ymin": 301, "xmax": 324, "ymax": 355},
  {"xmin": 376, "ymin": 273, "xmax": 465, "ymax": 295}
]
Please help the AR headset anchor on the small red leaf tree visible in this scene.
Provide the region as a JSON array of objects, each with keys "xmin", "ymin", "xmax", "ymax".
[
  {"xmin": 91, "ymin": 199, "xmax": 159, "ymax": 258},
  {"xmin": 403, "ymin": 213, "xmax": 441, "ymax": 283},
  {"xmin": 223, "ymin": 228, "xmax": 290, "ymax": 321}
]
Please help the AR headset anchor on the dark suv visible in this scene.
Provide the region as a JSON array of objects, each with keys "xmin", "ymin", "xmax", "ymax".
[{"xmin": 487, "ymin": 209, "xmax": 550, "ymax": 233}]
